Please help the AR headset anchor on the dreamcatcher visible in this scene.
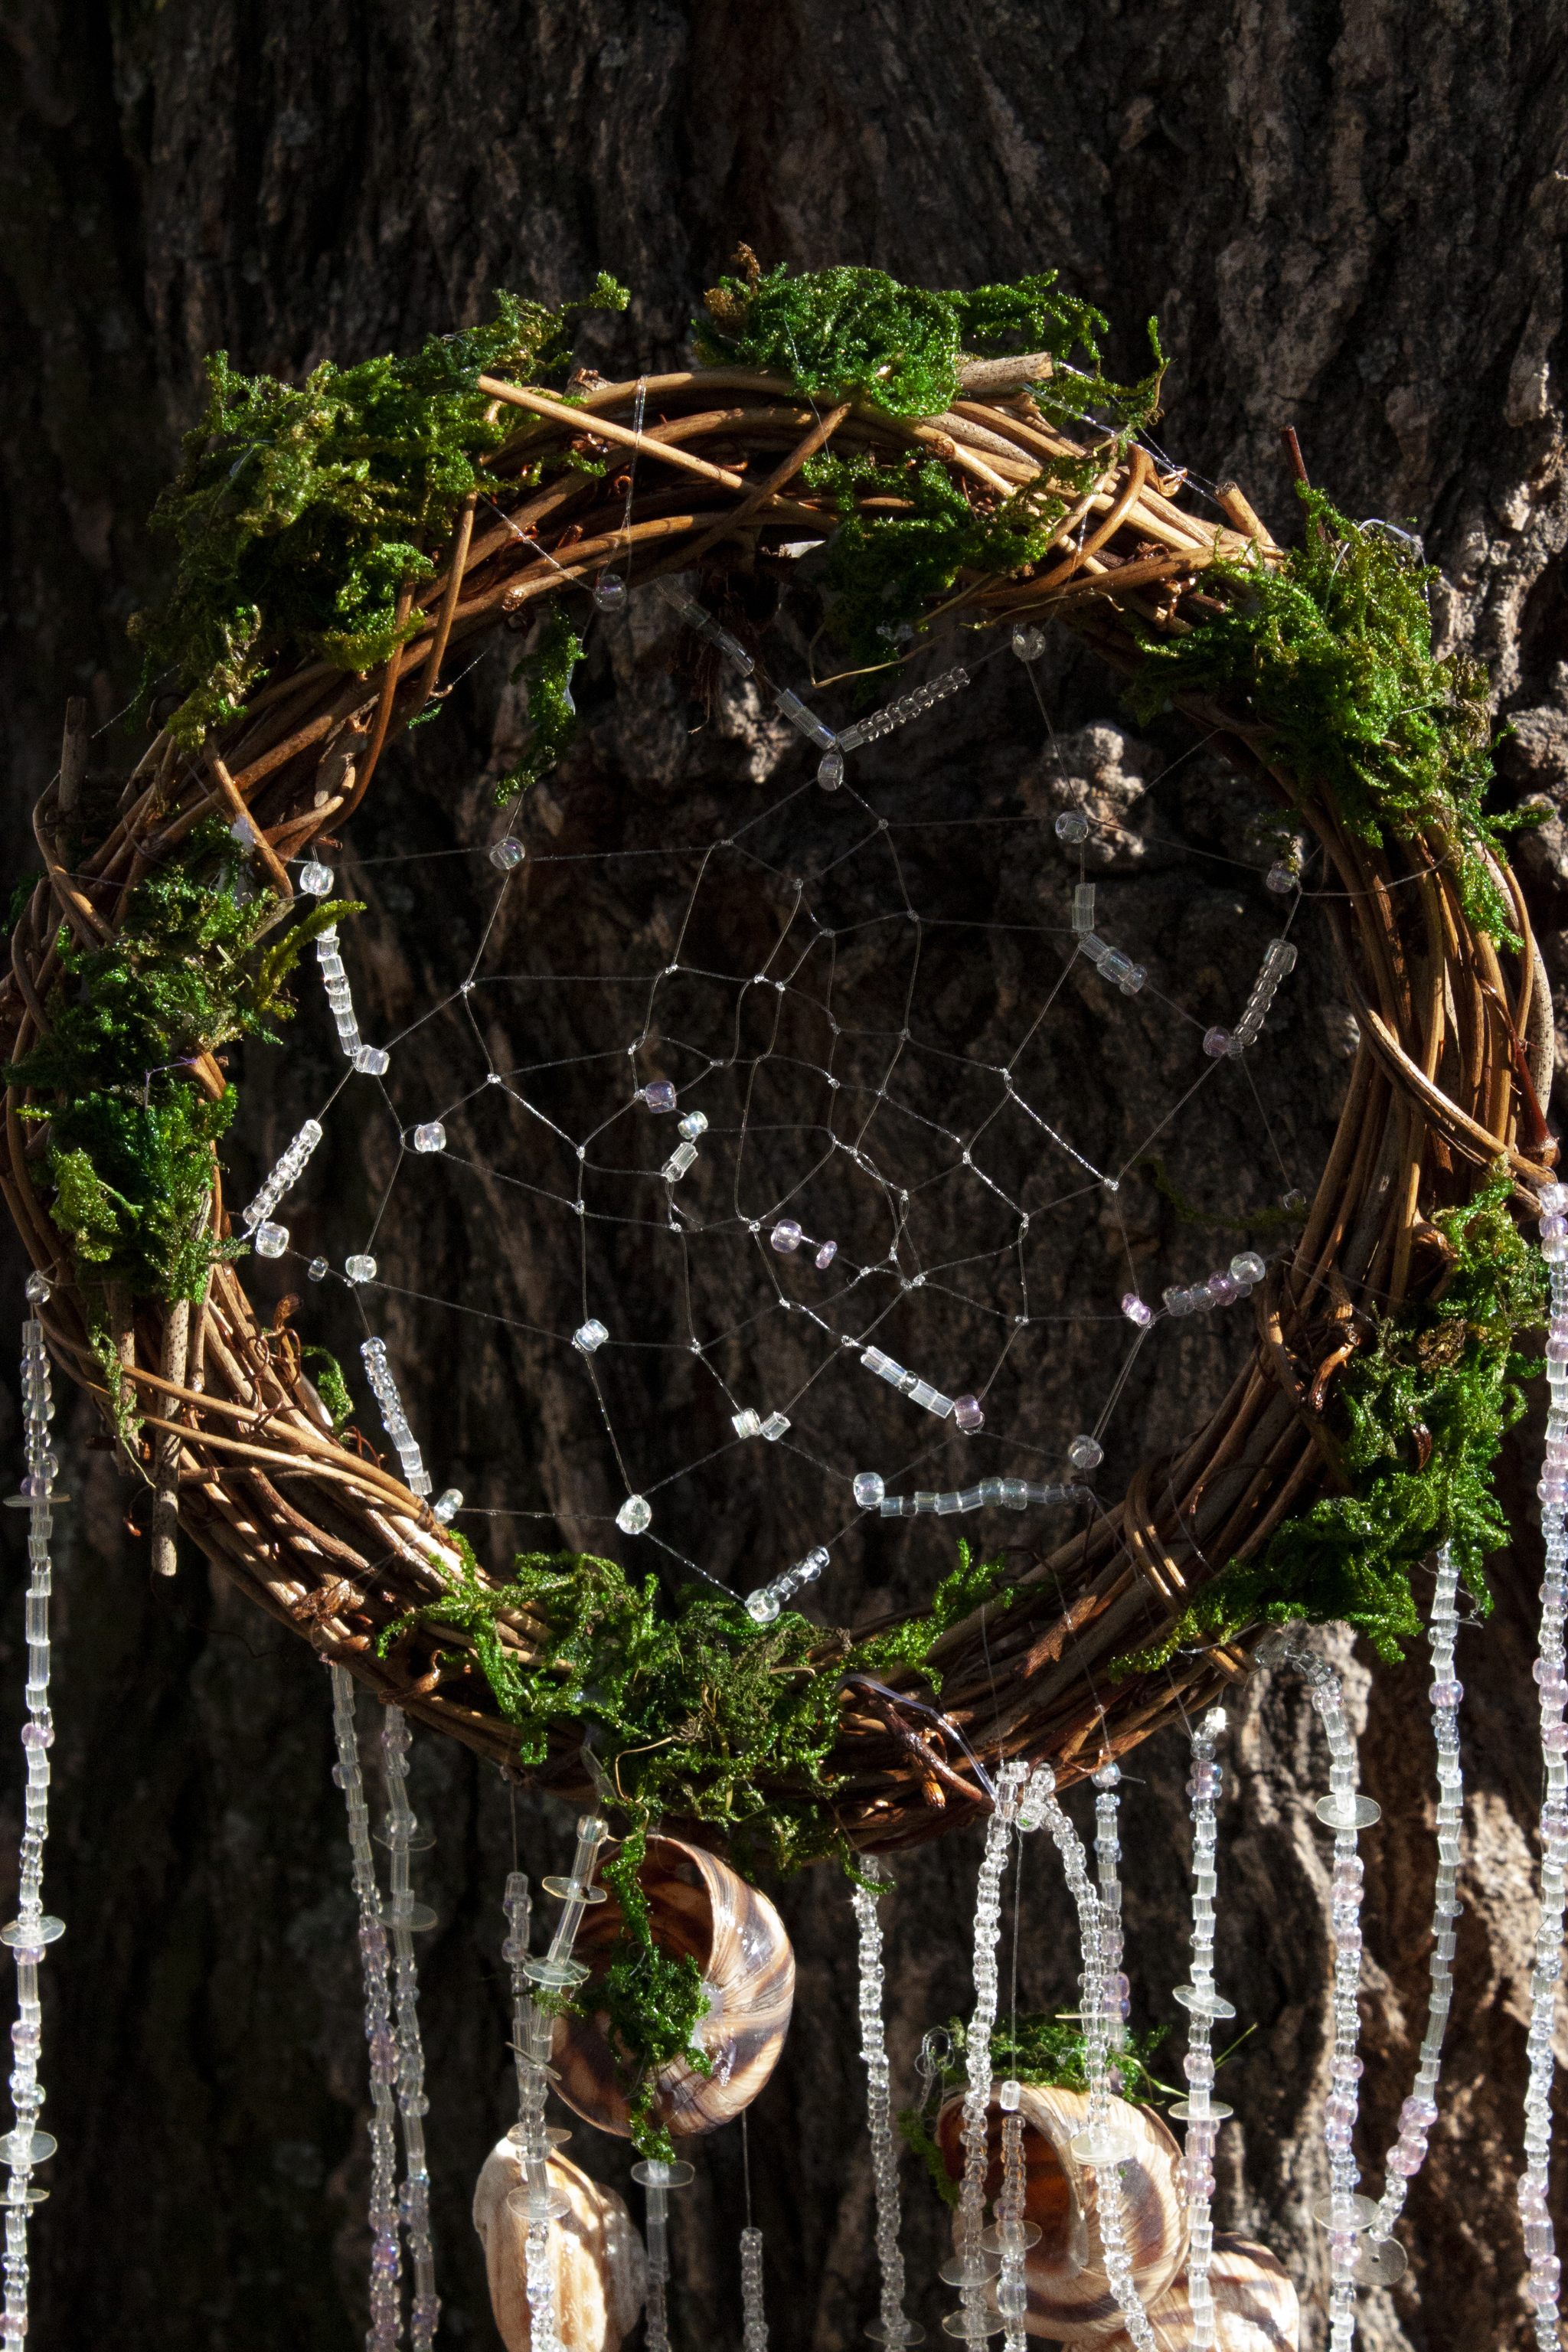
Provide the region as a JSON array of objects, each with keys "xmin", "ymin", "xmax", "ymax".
[{"xmin": 2, "ymin": 260, "xmax": 1561, "ymax": 2352}]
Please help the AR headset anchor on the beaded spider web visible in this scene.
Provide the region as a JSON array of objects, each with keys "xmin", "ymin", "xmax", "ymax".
[{"xmin": 240, "ymin": 572, "xmax": 1314, "ymax": 1644}]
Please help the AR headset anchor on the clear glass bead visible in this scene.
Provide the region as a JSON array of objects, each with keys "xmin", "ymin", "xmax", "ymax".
[
  {"xmin": 253, "ymin": 1221, "xmax": 289, "ymax": 1259},
  {"xmin": 616, "ymin": 1495, "xmax": 652, "ymax": 1534},
  {"xmin": 299, "ymin": 859, "xmax": 333, "ymax": 895},
  {"xmin": 345, "ymin": 1254, "xmax": 377, "ymax": 1284},
  {"xmin": 489, "ymin": 837, "xmax": 526, "ymax": 871},
  {"xmin": 412, "ymin": 1122, "xmax": 447, "ymax": 1153}
]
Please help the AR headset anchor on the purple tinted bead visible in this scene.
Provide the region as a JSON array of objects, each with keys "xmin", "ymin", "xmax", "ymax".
[
  {"xmin": 1207, "ymin": 1270, "xmax": 1239, "ymax": 1305},
  {"xmin": 1550, "ymin": 1334, "xmax": 1568, "ymax": 1364},
  {"xmin": 1400, "ymin": 2096, "xmax": 1438, "ymax": 2128},
  {"xmin": 1544, "ymin": 1215, "xmax": 1568, "ymax": 1240},
  {"xmin": 953, "ymin": 1393, "xmax": 985, "ymax": 1433},
  {"xmin": 1429, "ymin": 1680, "xmax": 1462, "ymax": 1709},
  {"xmin": 770, "ymin": 1220, "xmax": 802, "ymax": 1254},
  {"xmin": 1388, "ymin": 2138, "xmax": 1426, "ymax": 2177},
  {"xmin": 1545, "ymin": 1723, "xmax": 1568, "ymax": 1754},
  {"xmin": 1203, "ymin": 1026, "xmax": 1232, "ymax": 1058},
  {"xmin": 1121, "ymin": 1292, "xmax": 1152, "ymax": 1326},
  {"xmin": 814, "ymin": 1240, "xmax": 838, "ymax": 1269},
  {"xmin": 642, "ymin": 1080, "xmax": 678, "ymax": 1112}
]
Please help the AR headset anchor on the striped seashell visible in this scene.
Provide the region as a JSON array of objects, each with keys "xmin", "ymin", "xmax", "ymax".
[
  {"xmin": 1096, "ymin": 2235, "xmax": 1299, "ymax": 2350},
  {"xmin": 550, "ymin": 1835, "xmax": 795, "ymax": 2140},
  {"xmin": 472, "ymin": 2139, "xmax": 647, "ymax": 2352},
  {"xmin": 937, "ymin": 2083, "xmax": 1188, "ymax": 2342}
]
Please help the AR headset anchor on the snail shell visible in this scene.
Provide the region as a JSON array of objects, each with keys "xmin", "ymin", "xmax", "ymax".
[
  {"xmin": 550, "ymin": 1835, "xmax": 795, "ymax": 2140},
  {"xmin": 937, "ymin": 2084, "xmax": 1188, "ymax": 2342},
  {"xmin": 1098, "ymin": 2235, "xmax": 1299, "ymax": 2350},
  {"xmin": 472, "ymin": 2139, "xmax": 647, "ymax": 2352}
]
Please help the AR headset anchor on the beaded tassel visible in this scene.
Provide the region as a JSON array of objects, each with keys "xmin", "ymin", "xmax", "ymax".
[
  {"xmin": 850, "ymin": 1857, "xmax": 919, "ymax": 2346},
  {"xmin": 1361, "ymin": 1545, "xmax": 1463, "ymax": 2282},
  {"xmin": 1174, "ymin": 1713, "xmax": 1231, "ymax": 2351},
  {"xmin": 1, "ymin": 1279, "xmax": 65, "ymax": 2350},
  {"xmin": 361, "ymin": 1339, "xmax": 434, "ymax": 1499},
  {"xmin": 944, "ymin": 1762, "xmax": 1027, "ymax": 2344},
  {"xmin": 382, "ymin": 1709, "xmax": 439, "ymax": 2349},
  {"xmin": 994, "ymin": 2102, "xmax": 1028, "ymax": 2352},
  {"xmin": 1018, "ymin": 1766, "xmax": 1155, "ymax": 2351},
  {"xmin": 740, "ymin": 2225, "xmax": 768, "ymax": 2352},
  {"xmin": 329, "ymin": 1666, "xmax": 403, "ymax": 2351},
  {"xmin": 1521, "ymin": 1193, "xmax": 1568, "ymax": 2344}
]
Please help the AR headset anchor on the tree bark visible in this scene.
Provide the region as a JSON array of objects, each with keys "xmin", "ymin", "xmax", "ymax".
[{"xmin": 2, "ymin": 5, "xmax": 1566, "ymax": 2350}]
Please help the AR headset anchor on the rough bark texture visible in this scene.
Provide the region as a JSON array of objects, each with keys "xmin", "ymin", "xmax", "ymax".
[{"xmin": 2, "ymin": 5, "xmax": 1567, "ymax": 2350}]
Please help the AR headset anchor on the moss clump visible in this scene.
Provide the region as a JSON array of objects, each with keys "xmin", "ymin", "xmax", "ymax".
[
  {"xmin": 696, "ymin": 254, "xmax": 1125, "ymax": 420},
  {"xmin": 897, "ymin": 2013, "xmax": 1172, "ymax": 2206},
  {"xmin": 1129, "ymin": 488, "xmax": 1530, "ymax": 943},
  {"xmin": 380, "ymin": 1534, "xmax": 1020, "ymax": 2154},
  {"xmin": 5, "ymin": 829, "xmax": 360, "ymax": 1298},
  {"xmin": 496, "ymin": 604, "xmax": 584, "ymax": 805},
  {"xmin": 380, "ymin": 1535, "xmax": 1019, "ymax": 1870},
  {"xmin": 582, "ymin": 1822, "xmax": 716, "ymax": 2162},
  {"xmin": 132, "ymin": 280, "xmax": 628, "ymax": 747},
  {"xmin": 1119, "ymin": 1166, "xmax": 1544, "ymax": 1670},
  {"xmin": 301, "ymin": 1346, "xmax": 354, "ymax": 1435}
]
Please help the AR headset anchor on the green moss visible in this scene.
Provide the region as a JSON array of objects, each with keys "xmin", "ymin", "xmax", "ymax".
[
  {"xmin": 302, "ymin": 1346, "xmax": 354, "ymax": 1435},
  {"xmin": 380, "ymin": 1535, "xmax": 1020, "ymax": 1870},
  {"xmin": 5, "ymin": 831, "xmax": 359, "ymax": 1298},
  {"xmin": 896, "ymin": 2013, "xmax": 1172, "ymax": 2206},
  {"xmin": 583, "ymin": 1821, "xmax": 716, "ymax": 2162},
  {"xmin": 132, "ymin": 283, "xmax": 627, "ymax": 747},
  {"xmin": 694, "ymin": 257, "xmax": 1125, "ymax": 420},
  {"xmin": 496, "ymin": 605, "xmax": 584, "ymax": 805},
  {"xmin": 1129, "ymin": 488, "xmax": 1529, "ymax": 944},
  {"xmin": 1132, "ymin": 1154, "xmax": 1308, "ymax": 1235},
  {"xmin": 1119, "ymin": 1166, "xmax": 1544, "ymax": 1670}
]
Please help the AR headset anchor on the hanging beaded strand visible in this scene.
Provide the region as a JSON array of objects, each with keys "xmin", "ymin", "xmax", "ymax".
[
  {"xmin": 1017, "ymin": 1765, "xmax": 1156, "ymax": 2352},
  {"xmin": 992, "ymin": 2088, "xmax": 1029, "ymax": 2352},
  {"xmin": 1, "ymin": 1278, "xmax": 66, "ymax": 2350},
  {"xmin": 740, "ymin": 2220, "xmax": 768, "ymax": 2352},
  {"xmin": 850, "ymin": 1854, "xmax": 921, "ymax": 2345},
  {"xmin": 381, "ymin": 1708, "xmax": 439, "ymax": 2350},
  {"xmin": 1520, "ymin": 1184, "xmax": 1568, "ymax": 2344},
  {"xmin": 328, "ymin": 1666, "xmax": 403, "ymax": 2351},
  {"xmin": 1357, "ymin": 1544, "xmax": 1465, "ymax": 2288},
  {"xmin": 1171, "ymin": 1711, "xmax": 1233, "ymax": 2352},
  {"xmin": 514, "ymin": 1817, "xmax": 611, "ymax": 2352},
  {"xmin": 1266, "ymin": 1641, "xmax": 1381, "ymax": 2350},
  {"xmin": 1092, "ymin": 1760, "xmax": 1129, "ymax": 2086},
  {"xmin": 942, "ymin": 1760, "xmax": 1027, "ymax": 2344}
]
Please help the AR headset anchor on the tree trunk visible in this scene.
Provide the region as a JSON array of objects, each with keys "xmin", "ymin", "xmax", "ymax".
[{"xmin": 2, "ymin": 5, "xmax": 1566, "ymax": 2350}]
